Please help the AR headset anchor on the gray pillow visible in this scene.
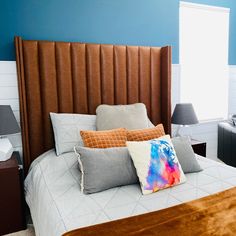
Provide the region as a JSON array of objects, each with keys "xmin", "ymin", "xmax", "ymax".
[
  {"xmin": 50, "ymin": 113, "xmax": 96, "ymax": 155},
  {"xmin": 172, "ymin": 136, "xmax": 202, "ymax": 173},
  {"xmin": 75, "ymin": 146, "xmax": 138, "ymax": 194},
  {"xmin": 96, "ymin": 103, "xmax": 149, "ymax": 130}
]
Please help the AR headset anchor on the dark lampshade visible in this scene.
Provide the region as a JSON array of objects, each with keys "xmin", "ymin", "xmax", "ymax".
[
  {"xmin": 172, "ymin": 103, "xmax": 198, "ymax": 125},
  {"xmin": 0, "ymin": 105, "xmax": 20, "ymax": 135}
]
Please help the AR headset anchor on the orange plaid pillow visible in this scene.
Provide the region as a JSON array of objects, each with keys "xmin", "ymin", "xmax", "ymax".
[
  {"xmin": 80, "ymin": 128, "xmax": 127, "ymax": 148},
  {"xmin": 127, "ymin": 124, "xmax": 165, "ymax": 141}
]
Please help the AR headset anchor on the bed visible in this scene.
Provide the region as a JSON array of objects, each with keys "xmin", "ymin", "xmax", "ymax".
[
  {"xmin": 25, "ymin": 150, "xmax": 236, "ymax": 236},
  {"xmin": 15, "ymin": 37, "xmax": 236, "ymax": 236}
]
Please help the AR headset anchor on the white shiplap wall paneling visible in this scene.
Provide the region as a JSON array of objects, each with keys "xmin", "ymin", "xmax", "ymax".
[
  {"xmin": 0, "ymin": 61, "xmax": 17, "ymax": 74},
  {"xmin": 0, "ymin": 61, "xmax": 22, "ymax": 155},
  {"xmin": 171, "ymin": 64, "xmax": 181, "ymax": 112},
  {"xmin": 229, "ymin": 66, "xmax": 236, "ymax": 115},
  {"xmin": 172, "ymin": 121, "xmax": 218, "ymax": 159}
]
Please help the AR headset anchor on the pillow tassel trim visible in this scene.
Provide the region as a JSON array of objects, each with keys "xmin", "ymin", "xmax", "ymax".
[{"xmin": 74, "ymin": 147, "xmax": 84, "ymax": 193}]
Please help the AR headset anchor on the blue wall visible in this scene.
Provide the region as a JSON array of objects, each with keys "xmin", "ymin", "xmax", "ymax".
[{"xmin": 0, "ymin": 0, "xmax": 235, "ymax": 64}]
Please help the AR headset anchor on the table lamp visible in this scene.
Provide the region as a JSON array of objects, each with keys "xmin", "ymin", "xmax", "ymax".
[
  {"xmin": 171, "ymin": 103, "xmax": 198, "ymax": 137},
  {"xmin": 0, "ymin": 105, "xmax": 20, "ymax": 161}
]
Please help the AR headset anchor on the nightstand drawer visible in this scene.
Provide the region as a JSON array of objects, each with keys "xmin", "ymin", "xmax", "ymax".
[{"xmin": 0, "ymin": 152, "xmax": 26, "ymax": 235}]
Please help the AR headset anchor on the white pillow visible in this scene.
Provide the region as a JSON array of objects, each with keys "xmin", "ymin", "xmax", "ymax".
[
  {"xmin": 50, "ymin": 113, "xmax": 96, "ymax": 155},
  {"xmin": 127, "ymin": 135, "xmax": 186, "ymax": 195}
]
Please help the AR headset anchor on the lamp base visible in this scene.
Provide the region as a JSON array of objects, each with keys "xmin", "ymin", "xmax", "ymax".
[
  {"xmin": 175, "ymin": 125, "xmax": 183, "ymax": 137},
  {"xmin": 0, "ymin": 138, "xmax": 13, "ymax": 161},
  {"xmin": 174, "ymin": 125, "xmax": 192, "ymax": 139}
]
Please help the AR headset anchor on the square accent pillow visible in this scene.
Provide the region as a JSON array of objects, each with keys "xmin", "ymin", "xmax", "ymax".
[
  {"xmin": 50, "ymin": 113, "xmax": 96, "ymax": 155},
  {"xmin": 80, "ymin": 128, "xmax": 127, "ymax": 148},
  {"xmin": 172, "ymin": 136, "xmax": 202, "ymax": 173},
  {"xmin": 127, "ymin": 135, "xmax": 186, "ymax": 195},
  {"xmin": 96, "ymin": 103, "xmax": 149, "ymax": 130},
  {"xmin": 75, "ymin": 146, "xmax": 138, "ymax": 194},
  {"xmin": 127, "ymin": 124, "xmax": 165, "ymax": 141}
]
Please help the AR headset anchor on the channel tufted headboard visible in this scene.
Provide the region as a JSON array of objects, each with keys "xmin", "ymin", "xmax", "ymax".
[{"xmin": 15, "ymin": 36, "xmax": 172, "ymax": 172}]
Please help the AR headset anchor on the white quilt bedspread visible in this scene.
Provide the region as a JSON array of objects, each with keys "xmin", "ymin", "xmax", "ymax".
[{"xmin": 25, "ymin": 150, "xmax": 236, "ymax": 236}]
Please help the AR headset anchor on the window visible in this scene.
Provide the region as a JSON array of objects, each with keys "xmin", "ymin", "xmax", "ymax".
[{"xmin": 179, "ymin": 2, "xmax": 230, "ymax": 121}]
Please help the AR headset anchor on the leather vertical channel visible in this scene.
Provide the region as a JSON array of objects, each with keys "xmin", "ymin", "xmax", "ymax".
[
  {"xmin": 38, "ymin": 42, "xmax": 58, "ymax": 150},
  {"xmin": 71, "ymin": 43, "xmax": 88, "ymax": 114},
  {"xmin": 161, "ymin": 46, "xmax": 172, "ymax": 134},
  {"xmin": 55, "ymin": 42, "xmax": 73, "ymax": 113},
  {"xmin": 114, "ymin": 46, "xmax": 127, "ymax": 104},
  {"xmin": 139, "ymin": 47, "xmax": 151, "ymax": 119},
  {"xmin": 150, "ymin": 47, "xmax": 162, "ymax": 125},
  {"xmin": 127, "ymin": 46, "xmax": 139, "ymax": 104},
  {"xmin": 15, "ymin": 37, "xmax": 30, "ymax": 172},
  {"xmin": 22, "ymin": 41, "xmax": 44, "ymax": 159},
  {"xmin": 86, "ymin": 44, "xmax": 102, "ymax": 114},
  {"xmin": 101, "ymin": 45, "xmax": 115, "ymax": 105}
]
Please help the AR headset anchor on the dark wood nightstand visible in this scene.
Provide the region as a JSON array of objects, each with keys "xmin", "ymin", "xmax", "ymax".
[
  {"xmin": 191, "ymin": 139, "xmax": 207, "ymax": 157},
  {"xmin": 0, "ymin": 151, "xmax": 26, "ymax": 235}
]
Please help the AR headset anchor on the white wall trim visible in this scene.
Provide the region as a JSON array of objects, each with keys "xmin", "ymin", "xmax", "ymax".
[
  {"xmin": 228, "ymin": 65, "xmax": 236, "ymax": 116},
  {"xmin": 171, "ymin": 64, "xmax": 181, "ymax": 113},
  {"xmin": 180, "ymin": 1, "xmax": 230, "ymax": 13},
  {"xmin": 0, "ymin": 61, "xmax": 16, "ymax": 74},
  {"xmin": 0, "ymin": 61, "xmax": 21, "ymax": 156}
]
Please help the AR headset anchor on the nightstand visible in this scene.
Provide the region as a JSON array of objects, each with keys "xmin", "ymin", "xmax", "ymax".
[
  {"xmin": 0, "ymin": 151, "xmax": 26, "ymax": 235},
  {"xmin": 191, "ymin": 139, "xmax": 207, "ymax": 157}
]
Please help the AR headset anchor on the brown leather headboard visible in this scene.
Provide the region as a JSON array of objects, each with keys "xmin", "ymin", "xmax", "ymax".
[{"xmin": 15, "ymin": 36, "xmax": 171, "ymax": 171}]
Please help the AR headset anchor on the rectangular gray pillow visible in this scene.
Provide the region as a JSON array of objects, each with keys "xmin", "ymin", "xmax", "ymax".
[
  {"xmin": 96, "ymin": 103, "xmax": 149, "ymax": 130},
  {"xmin": 172, "ymin": 136, "xmax": 202, "ymax": 173},
  {"xmin": 50, "ymin": 113, "xmax": 96, "ymax": 155},
  {"xmin": 75, "ymin": 146, "xmax": 138, "ymax": 194}
]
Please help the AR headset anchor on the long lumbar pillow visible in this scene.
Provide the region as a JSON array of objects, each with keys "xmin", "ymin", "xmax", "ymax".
[
  {"xmin": 127, "ymin": 124, "xmax": 165, "ymax": 141},
  {"xmin": 172, "ymin": 136, "xmax": 202, "ymax": 173},
  {"xmin": 75, "ymin": 146, "xmax": 138, "ymax": 194},
  {"xmin": 80, "ymin": 128, "xmax": 127, "ymax": 148}
]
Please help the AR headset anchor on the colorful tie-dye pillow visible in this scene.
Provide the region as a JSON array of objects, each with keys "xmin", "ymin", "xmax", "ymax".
[{"xmin": 126, "ymin": 135, "xmax": 186, "ymax": 195}]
